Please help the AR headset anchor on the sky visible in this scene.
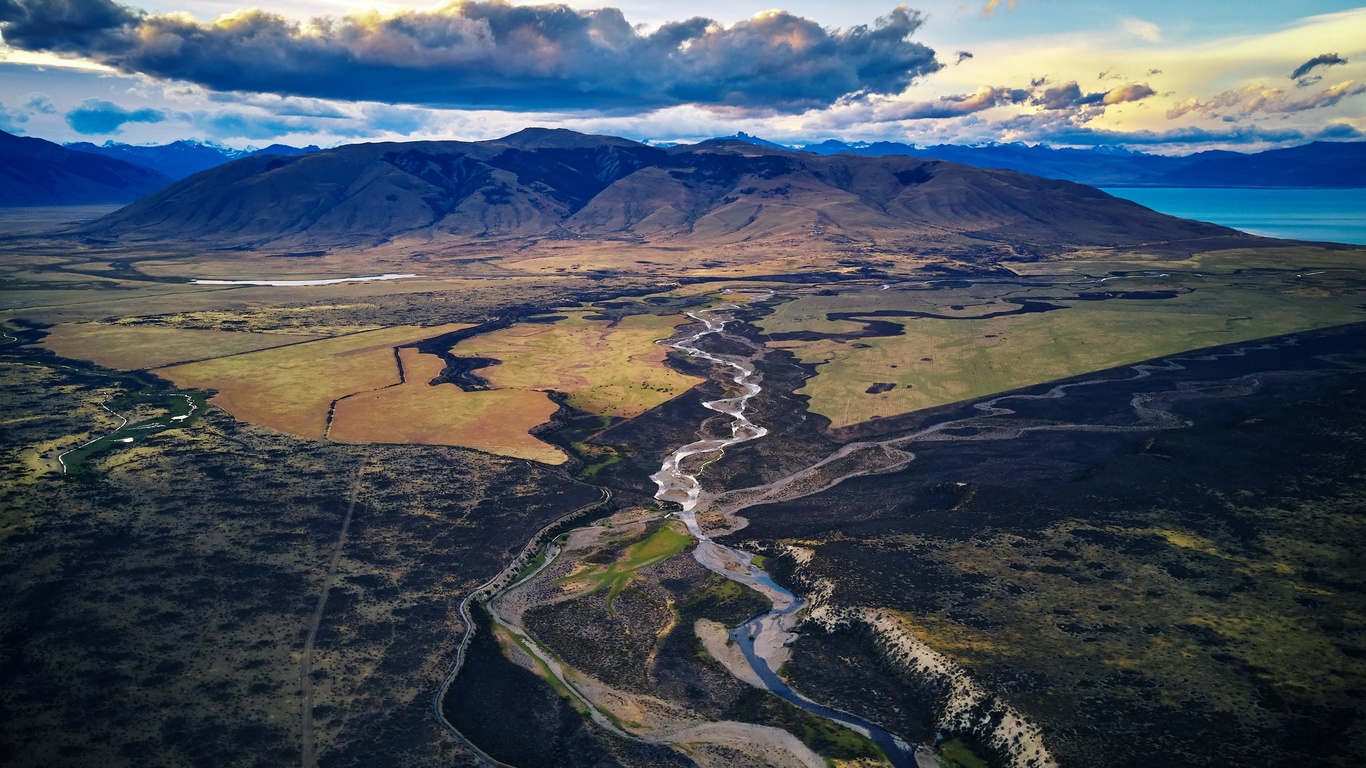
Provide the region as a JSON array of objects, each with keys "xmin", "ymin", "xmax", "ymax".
[{"xmin": 0, "ymin": 0, "xmax": 1363, "ymax": 152}]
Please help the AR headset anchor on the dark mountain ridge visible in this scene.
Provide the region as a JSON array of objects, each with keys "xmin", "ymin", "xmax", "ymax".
[
  {"xmin": 64, "ymin": 139, "xmax": 320, "ymax": 180},
  {"xmin": 756, "ymin": 137, "xmax": 1366, "ymax": 188},
  {"xmin": 0, "ymin": 129, "xmax": 171, "ymax": 206},
  {"xmin": 81, "ymin": 127, "xmax": 1244, "ymax": 252}
]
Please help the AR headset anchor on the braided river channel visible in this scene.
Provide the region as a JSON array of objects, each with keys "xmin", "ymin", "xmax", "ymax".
[{"xmin": 651, "ymin": 306, "xmax": 920, "ymax": 768}]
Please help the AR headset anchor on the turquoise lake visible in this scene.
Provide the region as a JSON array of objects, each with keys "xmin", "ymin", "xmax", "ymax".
[{"xmin": 1101, "ymin": 187, "xmax": 1366, "ymax": 245}]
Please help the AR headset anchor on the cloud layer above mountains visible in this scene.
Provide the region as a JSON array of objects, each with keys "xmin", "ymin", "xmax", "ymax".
[
  {"xmin": 0, "ymin": 1, "xmax": 1361, "ymax": 153},
  {"xmin": 0, "ymin": 0, "xmax": 940, "ymax": 112}
]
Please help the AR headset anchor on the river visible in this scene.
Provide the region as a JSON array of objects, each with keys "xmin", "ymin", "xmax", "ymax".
[{"xmin": 651, "ymin": 305, "xmax": 921, "ymax": 768}]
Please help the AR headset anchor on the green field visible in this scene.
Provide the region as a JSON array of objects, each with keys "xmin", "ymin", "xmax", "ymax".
[
  {"xmin": 156, "ymin": 323, "xmax": 470, "ymax": 439},
  {"xmin": 757, "ymin": 251, "xmax": 1366, "ymax": 428},
  {"xmin": 557, "ymin": 520, "xmax": 692, "ymax": 608},
  {"xmin": 38, "ymin": 322, "xmax": 328, "ymax": 370},
  {"xmin": 939, "ymin": 738, "xmax": 990, "ymax": 768},
  {"xmin": 451, "ymin": 310, "xmax": 702, "ymax": 418}
]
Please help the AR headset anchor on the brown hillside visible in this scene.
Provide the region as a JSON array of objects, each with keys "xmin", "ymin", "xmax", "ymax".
[{"xmin": 82, "ymin": 129, "xmax": 1246, "ymax": 254}]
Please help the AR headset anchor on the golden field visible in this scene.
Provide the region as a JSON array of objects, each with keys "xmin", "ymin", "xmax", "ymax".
[{"xmin": 329, "ymin": 347, "xmax": 566, "ymax": 464}]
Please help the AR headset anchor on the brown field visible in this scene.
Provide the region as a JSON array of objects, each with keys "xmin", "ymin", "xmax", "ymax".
[
  {"xmin": 450, "ymin": 310, "xmax": 702, "ymax": 418},
  {"xmin": 155, "ymin": 324, "xmax": 470, "ymax": 440},
  {"xmin": 37, "ymin": 322, "xmax": 326, "ymax": 370},
  {"xmin": 329, "ymin": 348, "xmax": 566, "ymax": 464}
]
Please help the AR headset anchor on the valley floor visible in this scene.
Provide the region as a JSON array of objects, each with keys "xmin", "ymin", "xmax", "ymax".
[{"xmin": 1, "ymin": 232, "xmax": 1363, "ymax": 768}]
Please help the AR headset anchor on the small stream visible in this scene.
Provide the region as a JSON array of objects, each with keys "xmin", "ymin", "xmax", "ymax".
[{"xmin": 652, "ymin": 306, "xmax": 920, "ymax": 768}]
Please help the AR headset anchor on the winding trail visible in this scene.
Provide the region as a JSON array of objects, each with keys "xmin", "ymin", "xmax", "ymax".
[
  {"xmin": 55, "ymin": 400, "xmax": 129, "ymax": 474},
  {"xmin": 431, "ymin": 487, "xmax": 613, "ymax": 765}
]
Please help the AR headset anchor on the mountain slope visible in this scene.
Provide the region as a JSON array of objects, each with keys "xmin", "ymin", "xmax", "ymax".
[
  {"xmin": 83, "ymin": 130, "xmax": 1242, "ymax": 251},
  {"xmin": 0, "ymin": 130, "xmax": 171, "ymax": 206}
]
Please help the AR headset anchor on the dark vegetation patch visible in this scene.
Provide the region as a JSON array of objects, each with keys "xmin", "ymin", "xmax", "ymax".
[
  {"xmin": 0, "ymin": 360, "xmax": 602, "ymax": 767},
  {"xmin": 517, "ymin": 525, "xmax": 884, "ymax": 763},
  {"xmin": 783, "ymin": 621, "xmax": 973, "ymax": 752},
  {"xmin": 442, "ymin": 606, "xmax": 687, "ymax": 768},
  {"xmin": 731, "ymin": 325, "xmax": 1366, "ymax": 768},
  {"xmin": 524, "ymin": 582, "xmax": 673, "ymax": 693},
  {"xmin": 1072, "ymin": 290, "xmax": 1179, "ymax": 300}
]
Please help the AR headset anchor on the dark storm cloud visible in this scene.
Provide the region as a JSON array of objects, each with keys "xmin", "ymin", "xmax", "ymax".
[
  {"xmin": 0, "ymin": 0, "xmax": 140, "ymax": 48},
  {"xmin": 1034, "ymin": 81, "xmax": 1154, "ymax": 110},
  {"xmin": 0, "ymin": 0, "xmax": 941, "ymax": 113},
  {"xmin": 955, "ymin": 50, "xmax": 973, "ymax": 64},
  {"xmin": 1290, "ymin": 53, "xmax": 1346, "ymax": 81},
  {"xmin": 65, "ymin": 98, "xmax": 165, "ymax": 134}
]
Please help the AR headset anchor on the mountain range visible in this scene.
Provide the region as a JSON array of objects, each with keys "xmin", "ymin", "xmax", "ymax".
[
  {"xmin": 64, "ymin": 140, "xmax": 320, "ymax": 180},
  {"xmin": 0, "ymin": 129, "xmax": 170, "ymax": 206},
  {"xmin": 3, "ymin": 126, "xmax": 1361, "ymax": 213},
  {"xmin": 753, "ymin": 136, "xmax": 1366, "ymax": 188},
  {"xmin": 79, "ymin": 127, "xmax": 1240, "ymax": 252}
]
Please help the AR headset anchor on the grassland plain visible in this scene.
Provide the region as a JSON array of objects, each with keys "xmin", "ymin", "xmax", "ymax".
[
  {"xmin": 95, "ymin": 306, "xmax": 384, "ymax": 335},
  {"xmin": 329, "ymin": 347, "xmax": 566, "ymax": 463},
  {"xmin": 449, "ymin": 309, "xmax": 704, "ymax": 418},
  {"xmin": 0, "ymin": 357, "xmax": 605, "ymax": 768},
  {"xmin": 1001, "ymin": 245, "xmax": 1365, "ymax": 277},
  {"xmin": 37, "ymin": 322, "xmax": 329, "ymax": 369},
  {"xmin": 0, "ymin": 237, "xmax": 671, "ymax": 332},
  {"xmin": 154, "ymin": 323, "xmax": 470, "ymax": 440},
  {"xmin": 755, "ymin": 249, "xmax": 1366, "ymax": 427}
]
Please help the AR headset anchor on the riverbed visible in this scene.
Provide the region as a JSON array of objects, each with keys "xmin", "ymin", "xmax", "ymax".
[{"xmin": 651, "ymin": 305, "xmax": 921, "ymax": 768}]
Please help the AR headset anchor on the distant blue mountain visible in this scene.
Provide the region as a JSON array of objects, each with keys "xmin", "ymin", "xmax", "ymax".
[
  {"xmin": 64, "ymin": 140, "xmax": 320, "ymax": 180},
  {"xmin": 716, "ymin": 132, "xmax": 792, "ymax": 151},
  {"xmin": 1153, "ymin": 141, "xmax": 1366, "ymax": 188},
  {"xmin": 0, "ymin": 129, "xmax": 171, "ymax": 206},
  {"xmin": 722, "ymin": 134, "xmax": 1365, "ymax": 188}
]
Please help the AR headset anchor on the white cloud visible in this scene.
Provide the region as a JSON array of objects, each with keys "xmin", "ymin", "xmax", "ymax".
[{"xmin": 1122, "ymin": 18, "xmax": 1161, "ymax": 43}]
